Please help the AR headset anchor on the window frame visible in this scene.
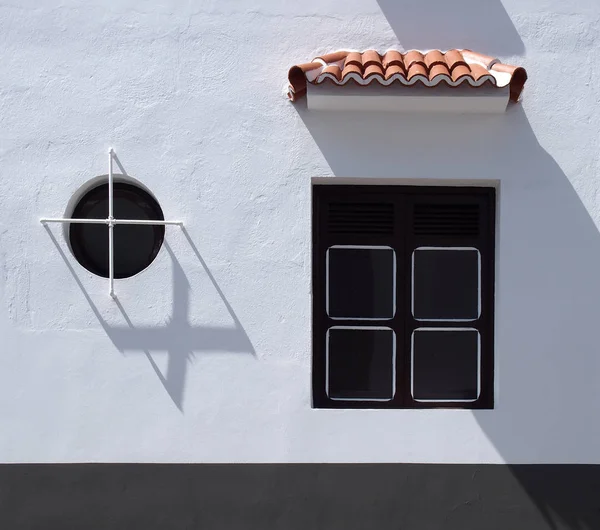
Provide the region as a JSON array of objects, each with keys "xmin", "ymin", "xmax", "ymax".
[{"xmin": 312, "ymin": 184, "xmax": 496, "ymax": 409}]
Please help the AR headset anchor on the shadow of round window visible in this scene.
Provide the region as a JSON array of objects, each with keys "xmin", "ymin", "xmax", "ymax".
[{"xmin": 69, "ymin": 182, "xmax": 165, "ymax": 278}]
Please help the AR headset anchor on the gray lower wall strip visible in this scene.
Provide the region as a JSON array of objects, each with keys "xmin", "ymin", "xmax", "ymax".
[{"xmin": 0, "ymin": 464, "xmax": 599, "ymax": 530}]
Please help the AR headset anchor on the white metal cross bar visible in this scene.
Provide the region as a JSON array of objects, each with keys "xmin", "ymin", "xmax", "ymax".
[
  {"xmin": 108, "ymin": 148, "xmax": 115, "ymax": 297},
  {"xmin": 40, "ymin": 148, "xmax": 183, "ymax": 298},
  {"xmin": 41, "ymin": 218, "xmax": 184, "ymax": 225}
]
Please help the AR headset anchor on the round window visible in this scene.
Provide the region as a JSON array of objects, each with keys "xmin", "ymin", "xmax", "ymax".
[{"xmin": 69, "ymin": 182, "xmax": 165, "ymax": 278}]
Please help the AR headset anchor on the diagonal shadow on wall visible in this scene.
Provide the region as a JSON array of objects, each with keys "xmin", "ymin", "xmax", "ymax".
[
  {"xmin": 44, "ymin": 226, "xmax": 255, "ymax": 412},
  {"xmin": 294, "ymin": 99, "xmax": 600, "ymax": 529},
  {"xmin": 376, "ymin": 0, "xmax": 525, "ymax": 56}
]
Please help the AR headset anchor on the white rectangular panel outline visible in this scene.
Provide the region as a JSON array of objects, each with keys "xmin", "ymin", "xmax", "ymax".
[
  {"xmin": 326, "ymin": 245, "xmax": 396, "ymax": 321},
  {"xmin": 326, "ymin": 326, "xmax": 396, "ymax": 402},
  {"xmin": 411, "ymin": 247, "xmax": 481, "ymax": 322},
  {"xmin": 411, "ymin": 327, "xmax": 481, "ymax": 403}
]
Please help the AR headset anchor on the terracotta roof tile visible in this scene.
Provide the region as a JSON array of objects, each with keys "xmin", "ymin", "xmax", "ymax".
[
  {"xmin": 384, "ymin": 64, "xmax": 404, "ymax": 80},
  {"xmin": 461, "ymin": 50, "xmax": 498, "ymax": 69},
  {"xmin": 404, "ymin": 50, "xmax": 425, "ymax": 70},
  {"xmin": 407, "ymin": 62, "xmax": 428, "ymax": 81},
  {"xmin": 467, "ymin": 62, "xmax": 492, "ymax": 81},
  {"xmin": 424, "ymin": 50, "xmax": 446, "ymax": 69},
  {"xmin": 321, "ymin": 64, "xmax": 342, "ymax": 81},
  {"xmin": 287, "ymin": 48, "xmax": 527, "ymax": 103},
  {"xmin": 382, "ymin": 50, "xmax": 404, "ymax": 69},
  {"xmin": 491, "ymin": 62, "xmax": 528, "ymax": 102},
  {"xmin": 315, "ymin": 51, "xmax": 348, "ymax": 64},
  {"xmin": 362, "ymin": 50, "xmax": 382, "ymax": 69},
  {"xmin": 429, "ymin": 63, "xmax": 451, "ymax": 80},
  {"xmin": 451, "ymin": 64, "xmax": 472, "ymax": 82},
  {"xmin": 444, "ymin": 49, "xmax": 467, "ymax": 72},
  {"xmin": 345, "ymin": 52, "xmax": 363, "ymax": 68},
  {"xmin": 342, "ymin": 63, "xmax": 362, "ymax": 78},
  {"xmin": 365, "ymin": 63, "xmax": 384, "ymax": 78}
]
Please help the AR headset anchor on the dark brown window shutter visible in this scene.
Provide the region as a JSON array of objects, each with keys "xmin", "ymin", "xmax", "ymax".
[
  {"xmin": 328, "ymin": 202, "xmax": 394, "ymax": 234},
  {"xmin": 313, "ymin": 185, "xmax": 495, "ymax": 410},
  {"xmin": 413, "ymin": 203, "xmax": 479, "ymax": 236}
]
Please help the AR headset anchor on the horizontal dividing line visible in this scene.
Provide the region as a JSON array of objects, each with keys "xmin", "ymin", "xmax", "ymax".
[
  {"xmin": 414, "ymin": 220, "xmax": 479, "ymax": 225},
  {"xmin": 331, "ymin": 222, "xmax": 394, "ymax": 225},
  {"xmin": 415, "ymin": 205, "xmax": 479, "ymax": 209},
  {"xmin": 330, "ymin": 215, "xmax": 394, "ymax": 220},
  {"xmin": 415, "ymin": 230, "xmax": 479, "ymax": 237},
  {"xmin": 329, "ymin": 212, "xmax": 394, "ymax": 217},
  {"xmin": 330, "ymin": 229, "xmax": 394, "ymax": 234},
  {"xmin": 414, "ymin": 221, "xmax": 479, "ymax": 226},
  {"xmin": 330, "ymin": 222, "xmax": 394, "ymax": 228},
  {"xmin": 330, "ymin": 203, "xmax": 394, "ymax": 208},
  {"xmin": 415, "ymin": 206, "xmax": 479, "ymax": 209},
  {"xmin": 415, "ymin": 215, "xmax": 478, "ymax": 220},
  {"xmin": 415, "ymin": 216, "xmax": 478, "ymax": 219},
  {"xmin": 40, "ymin": 218, "xmax": 183, "ymax": 226},
  {"xmin": 414, "ymin": 213, "xmax": 479, "ymax": 218},
  {"xmin": 329, "ymin": 202, "xmax": 394, "ymax": 206},
  {"xmin": 415, "ymin": 225, "xmax": 479, "ymax": 230},
  {"xmin": 414, "ymin": 225, "xmax": 478, "ymax": 232},
  {"xmin": 330, "ymin": 213, "xmax": 394, "ymax": 216},
  {"xmin": 329, "ymin": 215, "xmax": 394, "ymax": 224}
]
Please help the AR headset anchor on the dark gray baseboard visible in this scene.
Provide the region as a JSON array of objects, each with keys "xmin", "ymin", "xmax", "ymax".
[{"xmin": 1, "ymin": 464, "xmax": 599, "ymax": 529}]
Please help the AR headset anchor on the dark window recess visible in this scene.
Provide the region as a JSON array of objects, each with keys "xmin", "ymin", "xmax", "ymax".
[
  {"xmin": 327, "ymin": 328, "xmax": 395, "ymax": 401},
  {"xmin": 313, "ymin": 185, "xmax": 495, "ymax": 409},
  {"xmin": 327, "ymin": 247, "xmax": 395, "ymax": 319},
  {"xmin": 413, "ymin": 248, "xmax": 479, "ymax": 320},
  {"xmin": 412, "ymin": 329, "xmax": 479, "ymax": 401},
  {"xmin": 70, "ymin": 183, "xmax": 165, "ymax": 279}
]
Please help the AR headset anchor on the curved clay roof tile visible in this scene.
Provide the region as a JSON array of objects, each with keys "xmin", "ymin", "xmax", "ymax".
[
  {"xmin": 342, "ymin": 63, "xmax": 362, "ymax": 78},
  {"xmin": 491, "ymin": 63, "xmax": 528, "ymax": 102},
  {"xmin": 287, "ymin": 62, "xmax": 323, "ymax": 101},
  {"xmin": 344, "ymin": 52, "xmax": 363, "ymax": 68},
  {"xmin": 468, "ymin": 63, "xmax": 493, "ymax": 82},
  {"xmin": 384, "ymin": 64, "xmax": 405, "ymax": 80},
  {"xmin": 429, "ymin": 63, "xmax": 451, "ymax": 80},
  {"xmin": 287, "ymin": 49, "xmax": 527, "ymax": 103},
  {"xmin": 404, "ymin": 50, "xmax": 425, "ymax": 69},
  {"xmin": 361, "ymin": 50, "xmax": 382, "ymax": 68},
  {"xmin": 382, "ymin": 50, "xmax": 404, "ymax": 68},
  {"xmin": 321, "ymin": 64, "xmax": 342, "ymax": 81},
  {"xmin": 462, "ymin": 49, "xmax": 498, "ymax": 69},
  {"xmin": 450, "ymin": 64, "xmax": 472, "ymax": 82},
  {"xmin": 364, "ymin": 63, "xmax": 384, "ymax": 78},
  {"xmin": 316, "ymin": 51, "xmax": 348, "ymax": 64},
  {"xmin": 444, "ymin": 49, "xmax": 469, "ymax": 72},
  {"xmin": 424, "ymin": 50, "xmax": 446, "ymax": 69},
  {"xmin": 407, "ymin": 62, "xmax": 428, "ymax": 80}
]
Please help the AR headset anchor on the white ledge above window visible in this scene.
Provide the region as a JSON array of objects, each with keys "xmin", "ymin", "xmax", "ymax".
[{"xmin": 306, "ymin": 82, "xmax": 511, "ymax": 113}]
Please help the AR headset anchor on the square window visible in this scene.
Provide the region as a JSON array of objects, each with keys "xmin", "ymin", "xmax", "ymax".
[
  {"xmin": 327, "ymin": 246, "xmax": 395, "ymax": 320},
  {"xmin": 412, "ymin": 248, "xmax": 480, "ymax": 321},
  {"xmin": 327, "ymin": 327, "xmax": 395, "ymax": 401},
  {"xmin": 312, "ymin": 185, "xmax": 495, "ymax": 409},
  {"xmin": 412, "ymin": 329, "xmax": 480, "ymax": 402}
]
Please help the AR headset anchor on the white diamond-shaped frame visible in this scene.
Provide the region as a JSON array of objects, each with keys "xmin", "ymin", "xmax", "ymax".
[{"xmin": 40, "ymin": 149, "xmax": 183, "ymax": 298}]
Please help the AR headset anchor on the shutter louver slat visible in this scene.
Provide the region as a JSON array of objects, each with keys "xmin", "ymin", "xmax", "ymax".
[
  {"xmin": 328, "ymin": 202, "xmax": 394, "ymax": 234},
  {"xmin": 413, "ymin": 204, "xmax": 480, "ymax": 236}
]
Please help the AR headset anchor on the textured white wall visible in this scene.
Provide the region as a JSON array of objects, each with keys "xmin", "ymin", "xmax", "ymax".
[{"xmin": 1, "ymin": 0, "xmax": 600, "ymax": 464}]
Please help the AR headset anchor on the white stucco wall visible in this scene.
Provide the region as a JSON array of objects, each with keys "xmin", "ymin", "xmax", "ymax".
[{"xmin": 1, "ymin": 0, "xmax": 600, "ymax": 464}]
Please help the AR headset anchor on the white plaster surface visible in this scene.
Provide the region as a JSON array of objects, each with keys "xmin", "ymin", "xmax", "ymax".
[{"xmin": 1, "ymin": 0, "xmax": 600, "ymax": 464}]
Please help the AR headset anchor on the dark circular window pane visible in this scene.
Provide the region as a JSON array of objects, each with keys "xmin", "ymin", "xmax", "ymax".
[{"xmin": 69, "ymin": 182, "xmax": 165, "ymax": 278}]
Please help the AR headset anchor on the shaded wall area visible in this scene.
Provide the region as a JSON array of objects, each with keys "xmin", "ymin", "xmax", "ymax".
[
  {"xmin": 1, "ymin": 464, "xmax": 599, "ymax": 529},
  {"xmin": 295, "ymin": 105, "xmax": 600, "ymax": 529},
  {"xmin": 296, "ymin": 104, "xmax": 600, "ymax": 463}
]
